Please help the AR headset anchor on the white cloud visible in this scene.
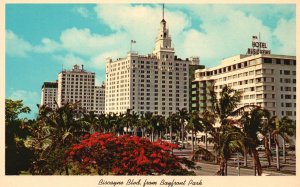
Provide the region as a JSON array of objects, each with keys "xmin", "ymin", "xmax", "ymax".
[
  {"xmin": 273, "ymin": 18, "xmax": 296, "ymax": 55},
  {"xmin": 34, "ymin": 38, "xmax": 62, "ymax": 53},
  {"xmin": 6, "ymin": 4, "xmax": 295, "ymax": 68},
  {"xmin": 6, "ymin": 30, "xmax": 33, "ymax": 57},
  {"xmin": 53, "ymin": 53, "xmax": 87, "ymax": 69},
  {"xmin": 75, "ymin": 7, "xmax": 90, "ymax": 18},
  {"xmin": 6, "ymin": 30, "xmax": 62, "ymax": 57},
  {"xmin": 170, "ymin": 5, "xmax": 276, "ymax": 66},
  {"xmin": 94, "ymin": 4, "xmax": 191, "ymax": 56},
  {"xmin": 9, "ymin": 90, "xmax": 39, "ymax": 118},
  {"xmin": 60, "ymin": 27, "xmax": 128, "ymax": 57}
]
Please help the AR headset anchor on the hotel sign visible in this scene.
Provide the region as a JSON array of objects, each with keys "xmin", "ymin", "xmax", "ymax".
[{"xmin": 247, "ymin": 36, "xmax": 271, "ymax": 55}]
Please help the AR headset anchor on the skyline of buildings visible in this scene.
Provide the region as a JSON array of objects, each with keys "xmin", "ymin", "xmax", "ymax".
[
  {"xmin": 39, "ymin": 6, "xmax": 296, "ymax": 122},
  {"xmin": 5, "ymin": 4, "xmax": 295, "ymax": 119}
]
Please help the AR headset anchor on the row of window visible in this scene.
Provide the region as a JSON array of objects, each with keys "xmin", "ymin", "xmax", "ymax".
[
  {"xmin": 198, "ymin": 58, "xmax": 295, "ymax": 77},
  {"xmin": 62, "ymin": 74, "xmax": 95, "ymax": 78}
]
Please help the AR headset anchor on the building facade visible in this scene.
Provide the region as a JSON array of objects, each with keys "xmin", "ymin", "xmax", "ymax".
[
  {"xmin": 105, "ymin": 15, "xmax": 199, "ymax": 116},
  {"xmin": 192, "ymin": 54, "xmax": 296, "ymax": 121},
  {"xmin": 40, "ymin": 81, "xmax": 58, "ymax": 110},
  {"xmin": 94, "ymin": 85, "xmax": 105, "ymax": 114},
  {"xmin": 57, "ymin": 64, "xmax": 96, "ymax": 112},
  {"xmin": 41, "ymin": 64, "xmax": 105, "ymax": 114}
]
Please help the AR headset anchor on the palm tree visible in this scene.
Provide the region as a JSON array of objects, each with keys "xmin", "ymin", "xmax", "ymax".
[
  {"xmin": 166, "ymin": 113, "xmax": 181, "ymax": 143},
  {"xmin": 218, "ymin": 127, "xmax": 246, "ymax": 176},
  {"xmin": 279, "ymin": 116, "xmax": 296, "ymax": 163},
  {"xmin": 82, "ymin": 111, "xmax": 99, "ymax": 134},
  {"xmin": 177, "ymin": 108, "xmax": 189, "ymax": 148},
  {"xmin": 153, "ymin": 115, "xmax": 165, "ymax": 140},
  {"xmin": 268, "ymin": 116, "xmax": 296, "ymax": 170},
  {"xmin": 32, "ymin": 102, "xmax": 89, "ymax": 175},
  {"xmin": 209, "ymin": 85, "xmax": 243, "ymax": 175},
  {"xmin": 124, "ymin": 109, "xmax": 139, "ymax": 135},
  {"xmin": 239, "ymin": 107, "xmax": 270, "ymax": 175},
  {"xmin": 200, "ymin": 110, "xmax": 216, "ymax": 150},
  {"xmin": 186, "ymin": 111, "xmax": 204, "ymax": 160}
]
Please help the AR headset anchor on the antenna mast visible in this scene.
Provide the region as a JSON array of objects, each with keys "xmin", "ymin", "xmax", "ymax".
[{"xmin": 162, "ymin": 3, "xmax": 164, "ymax": 19}]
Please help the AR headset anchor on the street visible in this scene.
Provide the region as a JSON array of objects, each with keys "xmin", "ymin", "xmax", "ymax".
[{"xmin": 172, "ymin": 146, "xmax": 296, "ymax": 176}]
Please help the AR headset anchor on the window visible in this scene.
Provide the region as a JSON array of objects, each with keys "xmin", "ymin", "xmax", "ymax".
[
  {"xmin": 263, "ymin": 58, "xmax": 272, "ymax": 64},
  {"xmin": 284, "ymin": 59, "xmax": 290, "ymax": 65}
]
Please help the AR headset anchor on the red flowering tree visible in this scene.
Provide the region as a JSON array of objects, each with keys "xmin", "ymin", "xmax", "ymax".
[{"xmin": 65, "ymin": 132, "xmax": 195, "ymax": 175}]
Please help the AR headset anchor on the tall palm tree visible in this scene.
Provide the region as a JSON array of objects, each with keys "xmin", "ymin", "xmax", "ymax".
[
  {"xmin": 268, "ymin": 116, "xmax": 296, "ymax": 170},
  {"xmin": 239, "ymin": 107, "xmax": 270, "ymax": 175},
  {"xmin": 279, "ymin": 116, "xmax": 296, "ymax": 163},
  {"xmin": 177, "ymin": 108, "xmax": 189, "ymax": 148},
  {"xmin": 200, "ymin": 110, "xmax": 216, "ymax": 150},
  {"xmin": 209, "ymin": 85, "xmax": 244, "ymax": 175},
  {"xmin": 166, "ymin": 113, "xmax": 181, "ymax": 143},
  {"xmin": 186, "ymin": 111, "xmax": 204, "ymax": 160},
  {"xmin": 218, "ymin": 127, "xmax": 246, "ymax": 176}
]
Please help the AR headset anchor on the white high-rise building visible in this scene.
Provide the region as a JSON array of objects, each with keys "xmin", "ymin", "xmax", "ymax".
[
  {"xmin": 40, "ymin": 64, "xmax": 105, "ymax": 114},
  {"xmin": 105, "ymin": 8, "xmax": 199, "ymax": 116},
  {"xmin": 40, "ymin": 81, "xmax": 58, "ymax": 110},
  {"xmin": 192, "ymin": 54, "xmax": 296, "ymax": 121},
  {"xmin": 57, "ymin": 64, "xmax": 95, "ymax": 112}
]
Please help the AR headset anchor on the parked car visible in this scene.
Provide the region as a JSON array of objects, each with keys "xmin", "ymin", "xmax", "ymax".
[{"xmin": 256, "ymin": 145, "xmax": 265, "ymax": 151}]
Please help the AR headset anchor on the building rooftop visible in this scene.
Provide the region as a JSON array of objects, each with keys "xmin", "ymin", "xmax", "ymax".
[{"xmin": 42, "ymin": 82, "xmax": 58, "ymax": 89}]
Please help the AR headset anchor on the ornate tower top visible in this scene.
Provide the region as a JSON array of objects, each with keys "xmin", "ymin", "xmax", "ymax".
[{"xmin": 153, "ymin": 4, "xmax": 174, "ymax": 57}]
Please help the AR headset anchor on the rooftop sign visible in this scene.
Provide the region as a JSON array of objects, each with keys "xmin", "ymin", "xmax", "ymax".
[{"xmin": 247, "ymin": 35, "xmax": 271, "ymax": 55}]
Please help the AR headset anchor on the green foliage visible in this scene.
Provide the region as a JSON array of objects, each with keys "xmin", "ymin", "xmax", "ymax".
[{"xmin": 5, "ymin": 99, "xmax": 33, "ymax": 175}]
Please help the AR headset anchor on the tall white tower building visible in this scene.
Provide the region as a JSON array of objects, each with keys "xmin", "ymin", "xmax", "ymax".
[{"xmin": 105, "ymin": 6, "xmax": 199, "ymax": 116}]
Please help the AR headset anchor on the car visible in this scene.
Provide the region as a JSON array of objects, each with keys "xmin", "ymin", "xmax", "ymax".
[{"xmin": 256, "ymin": 145, "xmax": 265, "ymax": 151}]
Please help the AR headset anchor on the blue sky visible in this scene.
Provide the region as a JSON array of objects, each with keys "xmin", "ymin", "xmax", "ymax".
[{"xmin": 5, "ymin": 4, "xmax": 296, "ymax": 119}]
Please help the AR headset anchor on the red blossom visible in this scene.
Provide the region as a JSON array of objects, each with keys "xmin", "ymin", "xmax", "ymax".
[{"xmin": 65, "ymin": 133, "xmax": 192, "ymax": 175}]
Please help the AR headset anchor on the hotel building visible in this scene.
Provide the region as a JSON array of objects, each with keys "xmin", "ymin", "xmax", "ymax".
[
  {"xmin": 192, "ymin": 54, "xmax": 296, "ymax": 121},
  {"xmin": 105, "ymin": 12, "xmax": 199, "ymax": 116},
  {"xmin": 41, "ymin": 64, "xmax": 105, "ymax": 114}
]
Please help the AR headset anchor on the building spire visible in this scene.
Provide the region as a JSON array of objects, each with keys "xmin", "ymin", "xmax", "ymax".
[{"xmin": 162, "ymin": 3, "xmax": 164, "ymax": 20}]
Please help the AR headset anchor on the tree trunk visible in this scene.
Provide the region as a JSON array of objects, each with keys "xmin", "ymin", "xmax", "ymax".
[
  {"xmin": 282, "ymin": 137, "xmax": 286, "ymax": 164},
  {"xmin": 191, "ymin": 130, "xmax": 195, "ymax": 161},
  {"xmin": 243, "ymin": 148, "xmax": 247, "ymax": 167},
  {"xmin": 181, "ymin": 123, "xmax": 184, "ymax": 147},
  {"xmin": 219, "ymin": 157, "xmax": 225, "ymax": 176},
  {"xmin": 225, "ymin": 159, "xmax": 228, "ymax": 176},
  {"xmin": 65, "ymin": 165, "xmax": 69, "ymax": 175},
  {"xmin": 205, "ymin": 132, "xmax": 208, "ymax": 150},
  {"xmin": 269, "ymin": 133, "xmax": 271, "ymax": 150},
  {"xmin": 252, "ymin": 148, "xmax": 262, "ymax": 176},
  {"xmin": 275, "ymin": 138, "xmax": 280, "ymax": 171},
  {"xmin": 151, "ymin": 130, "xmax": 154, "ymax": 142},
  {"xmin": 264, "ymin": 136, "xmax": 272, "ymax": 167},
  {"xmin": 170, "ymin": 126, "xmax": 173, "ymax": 142}
]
